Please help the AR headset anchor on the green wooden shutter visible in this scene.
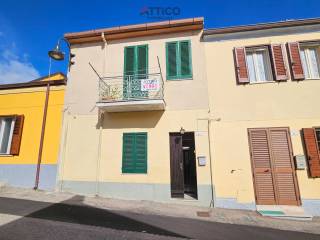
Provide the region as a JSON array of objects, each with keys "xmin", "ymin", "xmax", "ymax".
[
  {"xmin": 123, "ymin": 47, "xmax": 135, "ymax": 99},
  {"xmin": 135, "ymin": 45, "xmax": 148, "ymax": 98},
  {"xmin": 134, "ymin": 133, "xmax": 147, "ymax": 173},
  {"xmin": 137, "ymin": 45, "xmax": 148, "ymax": 76},
  {"xmin": 166, "ymin": 41, "xmax": 192, "ymax": 80},
  {"xmin": 122, "ymin": 132, "xmax": 147, "ymax": 173},
  {"xmin": 122, "ymin": 133, "xmax": 136, "ymax": 173},
  {"xmin": 124, "ymin": 47, "xmax": 135, "ymax": 76},
  {"xmin": 180, "ymin": 41, "xmax": 192, "ymax": 78},
  {"xmin": 166, "ymin": 42, "xmax": 178, "ymax": 79},
  {"xmin": 124, "ymin": 45, "xmax": 148, "ymax": 99}
]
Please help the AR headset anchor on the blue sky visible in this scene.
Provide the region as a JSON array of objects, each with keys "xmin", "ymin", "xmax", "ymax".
[{"xmin": 0, "ymin": 0, "xmax": 319, "ymax": 84}]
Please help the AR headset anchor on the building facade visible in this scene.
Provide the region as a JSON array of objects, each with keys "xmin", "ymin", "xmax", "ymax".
[
  {"xmin": 0, "ymin": 73, "xmax": 66, "ymax": 190},
  {"xmin": 57, "ymin": 17, "xmax": 320, "ymax": 215},
  {"xmin": 58, "ymin": 18, "xmax": 214, "ymax": 206},
  {"xmin": 203, "ymin": 19, "xmax": 320, "ymax": 215}
]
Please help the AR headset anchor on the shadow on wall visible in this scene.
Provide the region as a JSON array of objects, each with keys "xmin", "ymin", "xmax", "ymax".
[{"xmin": 99, "ymin": 111, "xmax": 164, "ymax": 129}]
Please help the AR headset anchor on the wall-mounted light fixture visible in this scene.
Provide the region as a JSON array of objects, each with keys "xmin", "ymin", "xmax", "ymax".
[{"xmin": 180, "ymin": 127, "xmax": 185, "ymax": 135}]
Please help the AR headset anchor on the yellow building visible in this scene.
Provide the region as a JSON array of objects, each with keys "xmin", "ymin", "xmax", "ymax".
[
  {"xmin": 57, "ymin": 17, "xmax": 320, "ymax": 216},
  {"xmin": 203, "ymin": 18, "xmax": 320, "ymax": 215},
  {"xmin": 0, "ymin": 72, "xmax": 66, "ymax": 190}
]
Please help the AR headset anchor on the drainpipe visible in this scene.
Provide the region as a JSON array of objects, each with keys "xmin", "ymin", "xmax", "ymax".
[
  {"xmin": 197, "ymin": 117, "xmax": 221, "ymax": 208},
  {"xmin": 34, "ymin": 82, "xmax": 50, "ymax": 190},
  {"xmin": 95, "ymin": 111, "xmax": 104, "ymax": 196},
  {"xmin": 56, "ymin": 108, "xmax": 70, "ymax": 192},
  {"xmin": 207, "ymin": 119, "xmax": 215, "ymax": 208},
  {"xmin": 94, "ymin": 32, "xmax": 107, "ymax": 196}
]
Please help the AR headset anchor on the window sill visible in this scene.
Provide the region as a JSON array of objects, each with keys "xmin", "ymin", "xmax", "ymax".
[
  {"xmin": 242, "ymin": 78, "xmax": 320, "ymax": 85},
  {"xmin": 304, "ymin": 78, "xmax": 320, "ymax": 81},
  {"xmin": 248, "ymin": 80, "xmax": 275, "ymax": 85},
  {"xmin": 121, "ymin": 173, "xmax": 148, "ymax": 175},
  {"xmin": 167, "ymin": 77, "xmax": 193, "ymax": 81},
  {"xmin": 0, "ymin": 154, "xmax": 13, "ymax": 157}
]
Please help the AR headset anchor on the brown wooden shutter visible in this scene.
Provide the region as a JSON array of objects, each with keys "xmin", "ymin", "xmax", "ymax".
[
  {"xmin": 10, "ymin": 115, "xmax": 24, "ymax": 155},
  {"xmin": 302, "ymin": 128, "xmax": 320, "ymax": 178},
  {"xmin": 248, "ymin": 128, "xmax": 276, "ymax": 205},
  {"xmin": 269, "ymin": 128, "xmax": 300, "ymax": 205},
  {"xmin": 234, "ymin": 47, "xmax": 249, "ymax": 84},
  {"xmin": 287, "ymin": 42, "xmax": 305, "ymax": 80},
  {"xmin": 270, "ymin": 44, "xmax": 288, "ymax": 81},
  {"xmin": 249, "ymin": 128, "xmax": 301, "ymax": 206}
]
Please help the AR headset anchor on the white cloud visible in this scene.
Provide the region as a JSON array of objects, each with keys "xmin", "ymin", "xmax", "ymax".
[
  {"xmin": 0, "ymin": 50, "xmax": 40, "ymax": 84},
  {"xmin": 2, "ymin": 49, "xmax": 18, "ymax": 60}
]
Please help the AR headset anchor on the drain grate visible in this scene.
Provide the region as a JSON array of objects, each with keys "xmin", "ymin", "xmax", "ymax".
[{"xmin": 197, "ymin": 211, "xmax": 211, "ymax": 217}]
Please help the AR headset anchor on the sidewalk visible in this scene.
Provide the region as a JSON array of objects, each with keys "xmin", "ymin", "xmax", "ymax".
[{"xmin": 0, "ymin": 186, "xmax": 319, "ymax": 235}]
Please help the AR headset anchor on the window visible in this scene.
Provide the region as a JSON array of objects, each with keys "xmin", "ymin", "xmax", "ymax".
[
  {"xmin": 124, "ymin": 45, "xmax": 148, "ymax": 77},
  {"xmin": 0, "ymin": 117, "xmax": 15, "ymax": 154},
  {"xmin": 166, "ymin": 40, "xmax": 192, "ymax": 80},
  {"xmin": 122, "ymin": 132, "xmax": 147, "ymax": 173},
  {"xmin": 246, "ymin": 47, "xmax": 273, "ymax": 83},
  {"xmin": 315, "ymin": 128, "xmax": 320, "ymax": 150},
  {"xmin": 123, "ymin": 45, "xmax": 148, "ymax": 99},
  {"xmin": 300, "ymin": 44, "xmax": 320, "ymax": 79}
]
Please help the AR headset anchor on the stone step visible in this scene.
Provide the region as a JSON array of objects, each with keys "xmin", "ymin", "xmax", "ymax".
[{"xmin": 256, "ymin": 205, "xmax": 313, "ymax": 221}]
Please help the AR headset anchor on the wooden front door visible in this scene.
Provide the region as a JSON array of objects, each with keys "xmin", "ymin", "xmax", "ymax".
[
  {"xmin": 170, "ymin": 132, "xmax": 198, "ymax": 198},
  {"xmin": 170, "ymin": 133, "xmax": 184, "ymax": 198},
  {"xmin": 248, "ymin": 128, "xmax": 301, "ymax": 205}
]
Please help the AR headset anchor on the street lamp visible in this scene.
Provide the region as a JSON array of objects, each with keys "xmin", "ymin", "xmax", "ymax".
[
  {"xmin": 48, "ymin": 37, "xmax": 75, "ymax": 68},
  {"xmin": 48, "ymin": 45, "xmax": 65, "ymax": 61},
  {"xmin": 35, "ymin": 37, "xmax": 74, "ymax": 190}
]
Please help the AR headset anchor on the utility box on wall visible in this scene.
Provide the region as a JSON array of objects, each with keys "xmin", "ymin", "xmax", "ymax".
[
  {"xmin": 295, "ymin": 155, "xmax": 307, "ymax": 170},
  {"xmin": 198, "ymin": 156, "xmax": 206, "ymax": 166}
]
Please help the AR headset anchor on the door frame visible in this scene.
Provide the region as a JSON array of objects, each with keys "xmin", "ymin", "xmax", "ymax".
[
  {"xmin": 248, "ymin": 127, "xmax": 301, "ymax": 206},
  {"xmin": 169, "ymin": 132, "xmax": 198, "ymax": 199}
]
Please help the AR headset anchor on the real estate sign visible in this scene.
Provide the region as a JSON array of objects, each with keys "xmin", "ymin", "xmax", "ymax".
[{"xmin": 141, "ymin": 79, "xmax": 160, "ymax": 91}]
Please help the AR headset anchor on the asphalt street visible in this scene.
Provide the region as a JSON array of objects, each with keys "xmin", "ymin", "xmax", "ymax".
[{"xmin": 0, "ymin": 196, "xmax": 319, "ymax": 240}]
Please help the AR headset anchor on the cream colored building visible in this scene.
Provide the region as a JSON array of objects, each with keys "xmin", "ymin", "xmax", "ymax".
[
  {"xmin": 58, "ymin": 18, "xmax": 214, "ymax": 206},
  {"xmin": 58, "ymin": 17, "xmax": 320, "ymax": 215},
  {"xmin": 203, "ymin": 18, "xmax": 320, "ymax": 215}
]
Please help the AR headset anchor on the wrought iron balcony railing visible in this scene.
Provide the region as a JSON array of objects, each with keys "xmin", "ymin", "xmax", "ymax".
[{"xmin": 98, "ymin": 72, "xmax": 164, "ymax": 102}]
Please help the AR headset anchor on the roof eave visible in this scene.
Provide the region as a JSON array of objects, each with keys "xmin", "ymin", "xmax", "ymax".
[
  {"xmin": 65, "ymin": 17, "xmax": 204, "ymax": 44},
  {"xmin": 0, "ymin": 72, "xmax": 67, "ymax": 91},
  {"xmin": 203, "ymin": 18, "xmax": 320, "ymax": 37},
  {"xmin": 0, "ymin": 80, "xmax": 66, "ymax": 90}
]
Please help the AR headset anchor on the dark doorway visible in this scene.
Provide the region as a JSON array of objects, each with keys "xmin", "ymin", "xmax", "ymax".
[{"xmin": 170, "ymin": 132, "xmax": 198, "ymax": 199}]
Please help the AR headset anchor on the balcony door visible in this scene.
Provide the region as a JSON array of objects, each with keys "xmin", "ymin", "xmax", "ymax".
[{"xmin": 124, "ymin": 45, "xmax": 148, "ymax": 100}]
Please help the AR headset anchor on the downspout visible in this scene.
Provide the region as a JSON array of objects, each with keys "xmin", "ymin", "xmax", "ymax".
[
  {"xmin": 56, "ymin": 107, "xmax": 70, "ymax": 192},
  {"xmin": 95, "ymin": 32, "xmax": 107, "ymax": 196},
  {"xmin": 197, "ymin": 117, "xmax": 221, "ymax": 208},
  {"xmin": 34, "ymin": 82, "xmax": 50, "ymax": 190},
  {"xmin": 96, "ymin": 111, "xmax": 104, "ymax": 196},
  {"xmin": 207, "ymin": 119, "xmax": 215, "ymax": 208}
]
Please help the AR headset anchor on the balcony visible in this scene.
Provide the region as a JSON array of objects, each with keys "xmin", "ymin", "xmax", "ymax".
[{"xmin": 96, "ymin": 72, "xmax": 165, "ymax": 112}]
